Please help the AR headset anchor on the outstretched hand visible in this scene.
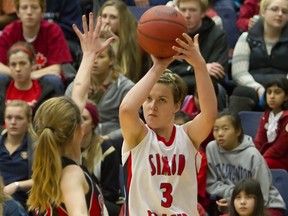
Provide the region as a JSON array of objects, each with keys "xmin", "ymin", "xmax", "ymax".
[
  {"xmin": 72, "ymin": 12, "xmax": 115, "ymax": 58},
  {"xmin": 172, "ymin": 33, "xmax": 205, "ymax": 67}
]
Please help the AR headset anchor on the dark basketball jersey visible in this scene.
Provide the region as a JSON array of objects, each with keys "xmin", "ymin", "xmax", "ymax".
[{"xmin": 36, "ymin": 157, "xmax": 105, "ymax": 216}]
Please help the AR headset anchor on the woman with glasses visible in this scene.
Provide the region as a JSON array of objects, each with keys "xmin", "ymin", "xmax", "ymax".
[{"xmin": 229, "ymin": 0, "xmax": 288, "ymax": 113}]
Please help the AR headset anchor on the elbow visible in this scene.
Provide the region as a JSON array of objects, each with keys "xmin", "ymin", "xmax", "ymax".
[{"xmin": 119, "ymin": 101, "xmax": 132, "ymax": 117}]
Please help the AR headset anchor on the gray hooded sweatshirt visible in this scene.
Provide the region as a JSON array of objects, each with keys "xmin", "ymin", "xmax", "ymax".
[{"xmin": 206, "ymin": 135, "xmax": 286, "ymax": 210}]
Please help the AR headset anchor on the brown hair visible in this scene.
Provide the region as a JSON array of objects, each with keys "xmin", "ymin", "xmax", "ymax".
[
  {"xmin": 14, "ymin": 0, "xmax": 46, "ymax": 12},
  {"xmin": 7, "ymin": 41, "xmax": 36, "ymax": 64},
  {"xmin": 176, "ymin": 0, "xmax": 209, "ymax": 12},
  {"xmin": 158, "ymin": 69, "xmax": 188, "ymax": 105}
]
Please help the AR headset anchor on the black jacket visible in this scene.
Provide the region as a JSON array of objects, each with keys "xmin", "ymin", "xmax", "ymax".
[
  {"xmin": 168, "ymin": 16, "xmax": 229, "ymax": 94},
  {"xmin": 247, "ymin": 21, "xmax": 288, "ymax": 86}
]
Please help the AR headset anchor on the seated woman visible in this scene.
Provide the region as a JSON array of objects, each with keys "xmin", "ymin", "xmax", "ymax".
[
  {"xmin": 229, "ymin": 0, "xmax": 288, "ymax": 113},
  {"xmin": 97, "ymin": 0, "xmax": 150, "ymax": 83},
  {"xmin": 65, "ymin": 41, "xmax": 134, "ymax": 154},
  {"xmin": 254, "ymin": 77, "xmax": 288, "ymax": 171},
  {"xmin": 0, "ymin": 100, "xmax": 34, "ymax": 210},
  {"xmin": 0, "ymin": 41, "xmax": 59, "ymax": 133},
  {"xmin": 81, "ymin": 101, "xmax": 122, "ymax": 216}
]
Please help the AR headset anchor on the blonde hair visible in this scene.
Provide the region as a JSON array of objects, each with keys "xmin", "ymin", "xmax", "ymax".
[
  {"xmin": 260, "ymin": 0, "xmax": 273, "ymax": 13},
  {"xmin": 82, "ymin": 134, "xmax": 102, "ymax": 174},
  {"xmin": 4, "ymin": 100, "xmax": 35, "ymax": 138},
  {"xmin": 0, "ymin": 177, "xmax": 11, "ymax": 216},
  {"xmin": 27, "ymin": 97, "xmax": 82, "ymax": 213}
]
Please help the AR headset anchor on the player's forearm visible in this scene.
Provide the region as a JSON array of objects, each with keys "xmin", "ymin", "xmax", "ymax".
[{"xmin": 31, "ymin": 64, "xmax": 61, "ymax": 79}]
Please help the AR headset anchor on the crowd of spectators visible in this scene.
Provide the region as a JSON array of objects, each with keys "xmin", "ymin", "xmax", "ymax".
[{"xmin": 0, "ymin": 0, "xmax": 288, "ymax": 215}]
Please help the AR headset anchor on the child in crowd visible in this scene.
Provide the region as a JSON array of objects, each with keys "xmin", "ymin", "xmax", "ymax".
[
  {"xmin": 254, "ymin": 77, "xmax": 288, "ymax": 171},
  {"xmin": 229, "ymin": 178, "xmax": 268, "ymax": 216},
  {"xmin": 206, "ymin": 111, "xmax": 286, "ymax": 216}
]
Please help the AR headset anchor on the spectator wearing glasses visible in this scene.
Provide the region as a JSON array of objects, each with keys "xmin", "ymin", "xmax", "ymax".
[{"xmin": 229, "ymin": 0, "xmax": 288, "ymax": 113}]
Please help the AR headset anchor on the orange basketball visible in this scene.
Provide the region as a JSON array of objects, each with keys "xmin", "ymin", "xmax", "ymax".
[{"xmin": 137, "ymin": 5, "xmax": 188, "ymax": 58}]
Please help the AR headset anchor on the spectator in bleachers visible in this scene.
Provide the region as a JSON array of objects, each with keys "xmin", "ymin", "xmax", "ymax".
[
  {"xmin": 229, "ymin": 0, "xmax": 288, "ymax": 113},
  {"xmin": 0, "ymin": 41, "xmax": 59, "ymax": 133},
  {"xmin": 167, "ymin": 0, "xmax": 223, "ymax": 29},
  {"xmin": 97, "ymin": 0, "xmax": 150, "ymax": 83},
  {"xmin": 254, "ymin": 77, "xmax": 288, "ymax": 171},
  {"xmin": 206, "ymin": 110, "xmax": 286, "ymax": 216},
  {"xmin": 168, "ymin": 0, "xmax": 229, "ymax": 111},
  {"xmin": 81, "ymin": 101, "xmax": 122, "ymax": 216},
  {"xmin": 65, "ymin": 40, "xmax": 134, "ymax": 157},
  {"xmin": 0, "ymin": 100, "xmax": 34, "ymax": 211},
  {"xmin": 0, "ymin": 0, "xmax": 17, "ymax": 31},
  {"xmin": 237, "ymin": 0, "xmax": 261, "ymax": 32},
  {"xmin": 0, "ymin": 0, "xmax": 73, "ymax": 95}
]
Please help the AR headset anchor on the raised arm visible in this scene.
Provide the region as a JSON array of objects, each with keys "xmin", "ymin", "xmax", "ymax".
[
  {"xmin": 173, "ymin": 34, "xmax": 217, "ymax": 148},
  {"xmin": 72, "ymin": 13, "xmax": 115, "ymax": 114}
]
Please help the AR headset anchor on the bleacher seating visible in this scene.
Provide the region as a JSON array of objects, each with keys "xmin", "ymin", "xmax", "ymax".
[
  {"xmin": 239, "ymin": 111, "xmax": 262, "ymax": 139},
  {"xmin": 214, "ymin": 6, "xmax": 241, "ymax": 50},
  {"xmin": 128, "ymin": 6, "xmax": 152, "ymax": 20},
  {"xmin": 271, "ymin": 169, "xmax": 288, "ymax": 216}
]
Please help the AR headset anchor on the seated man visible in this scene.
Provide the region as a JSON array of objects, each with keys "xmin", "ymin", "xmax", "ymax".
[
  {"xmin": 168, "ymin": 0, "xmax": 229, "ymax": 111},
  {"xmin": 0, "ymin": 0, "xmax": 73, "ymax": 95}
]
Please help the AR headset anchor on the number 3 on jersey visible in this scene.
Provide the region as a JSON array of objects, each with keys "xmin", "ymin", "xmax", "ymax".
[{"xmin": 160, "ymin": 183, "xmax": 173, "ymax": 208}]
